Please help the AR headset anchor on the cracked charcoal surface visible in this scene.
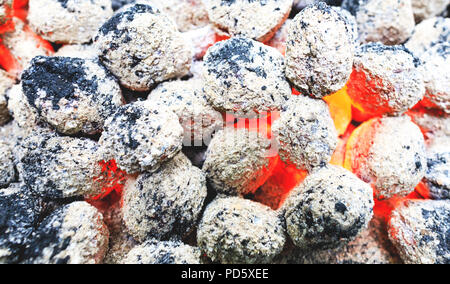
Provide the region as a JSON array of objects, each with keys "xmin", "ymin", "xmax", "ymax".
[
  {"xmin": 202, "ymin": 127, "xmax": 277, "ymax": 197},
  {"xmin": 23, "ymin": 201, "xmax": 109, "ymax": 264},
  {"xmin": 203, "ymin": 37, "xmax": 291, "ymax": 114},
  {"xmin": 148, "ymin": 79, "xmax": 222, "ymax": 144},
  {"xmin": 282, "ymin": 165, "xmax": 374, "ymax": 250},
  {"xmin": 405, "ymin": 17, "xmax": 450, "ymax": 57},
  {"xmin": 424, "ymin": 136, "xmax": 450, "ymax": 200},
  {"xmin": 16, "ymin": 131, "xmax": 104, "ymax": 199},
  {"xmin": 272, "ymin": 95, "xmax": 338, "ymax": 171},
  {"xmin": 21, "ymin": 56, "xmax": 124, "ymax": 135},
  {"xmin": 99, "ymin": 101, "xmax": 183, "ymax": 174},
  {"xmin": 203, "ymin": 0, "xmax": 293, "ymax": 42},
  {"xmin": 388, "ymin": 199, "xmax": 450, "ymax": 264},
  {"xmin": 122, "ymin": 239, "xmax": 201, "ymax": 264},
  {"xmin": 27, "ymin": 0, "xmax": 113, "ymax": 44},
  {"xmin": 197, "ymin": 197, "xmax": 286, "ymax": 264},
  {"xmin": 411, "ymin": 0, "xmax": 449, "ymax": 23},
  {"xmin": 94, "ymin": 3, "xmax": 192, "ymax": 91},
  {"xmin": 0, "ymin": 183, "xmax": 42, "ymax": 264},
  {"xmin": 0, "ymin": 139, "xmax": 15, "ymax": 188},
  {"xmin": 54, "ymin": 44, "xmax": 99, "ymax": 60},
  {"xmin": 285, "ymin": 2, "xmax": 355, "ymax": 98},
  {"xmin": 122, "ymin": 153, "xmax": 207, "ymax": 242},
  {"xmin": 418, "ymin": 43, "xmax": 450, "ymax": 114},
  {"xmin": 0, "ymin": 69, "xmax": 15, "ymax": 126},
  {"xmin": 344, "ymin": 116, "xmax": 427, "ymax": 199},
  {"xmin": 342, "ymin": 0, "xmax": 415, "ymax": 45},
  {"xmin": 347, "ymin": 43, "xmax": 425, "ymax": 117}
]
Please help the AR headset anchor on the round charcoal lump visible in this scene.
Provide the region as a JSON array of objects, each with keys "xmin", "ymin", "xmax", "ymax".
[
  {"xmin": 21, "ymin": 56, "xmax": 124, "ymax": 135},
  {"xmin": 411, "ymin": 0, "xmax": 449, "ymax": 23},
  {"xmin": 23, "ymin": 201, "xmax": 109, "ymax": 264},
  {"xmin": 0, "ymin": 184, "xmax": 42, "ymax": 264},
  {"xmin": 405, "ymin": 17, "xmax": 450, "ymax": 57},
  {"xmin": 16, "ymin": 131, "xmax": 104, "ymax": 200},
  {"xmin": 285, "ymin": 2, "xmax": 355, "ymax": 98},
  {"xmin": 122, "ymin": 153, "xmax": 207, "ymax": 241},
  {"xmin": 282, "ymin": 165, "xmax": 374, "ymax": 250},
  {"xmin": 203, "ymin": 37, "xmax": 291, "ymax": 114},
  {"xmin": 94, "ymin": 3, "xmax": 192, "ymax": 91},
  {"xmin": 197, "ymin": 197, "xmax": 286, "ymax": 264},
  {"xmin": 203, "ymin": 0, "xmax": 293, "ymax": 42},
  {"xmin": 27, "ymin": 0, "xmax": 113, "ymax": 44},
  {"xmin": 99, "ymin": 101, "xmax": 184, "ymax": 174},
  {"xmin": 123, "ymin": 239, "xmax": 201, "ymax": 264}
]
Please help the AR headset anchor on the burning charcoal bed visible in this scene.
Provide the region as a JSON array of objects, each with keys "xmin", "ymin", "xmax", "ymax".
[{"xmin": 0, "ymin": 0, "xmax": 449, "ymax": 265}]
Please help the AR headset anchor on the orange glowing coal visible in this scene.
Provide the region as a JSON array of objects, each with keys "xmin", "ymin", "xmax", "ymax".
[
  {"xmin": 90, "ymin": 160, "xmax": 128, "ymax": 201},
  {"xmin": 323, "ymin": 86, "xmax": 352, "ymax": 136}
]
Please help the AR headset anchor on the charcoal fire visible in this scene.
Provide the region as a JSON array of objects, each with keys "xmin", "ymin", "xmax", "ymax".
[{"xmin": 0, "ymin": 0, "xmax": 449, "ymax": 265}]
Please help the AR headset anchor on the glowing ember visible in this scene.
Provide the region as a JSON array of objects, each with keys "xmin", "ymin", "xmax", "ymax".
[
  {"xmin": 0, "ymin": 41, "xmax": 20, "ymax": 73},
  {"xmin": 90, "ymin": 160, "xmax": 128, "ymax": 201},
  {"xmin": 330, "ymin": 124, "xmax": 355, "ymax": 167},
  {"xmin": 323, "ymin": 86, "xmax": 352, "ymax": 136},
  {"xmin": 374, "ymin": 191, "xmax": 424, "ymax": 224}
]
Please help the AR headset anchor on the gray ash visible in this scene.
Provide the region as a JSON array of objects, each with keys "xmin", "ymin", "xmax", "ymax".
[{"xmin": 424, "ymin": 136, "xmax": 450, "ymax": 200}]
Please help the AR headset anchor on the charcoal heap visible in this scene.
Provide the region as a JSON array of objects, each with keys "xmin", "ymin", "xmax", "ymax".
[{"xmin": 0, "ymin": 0, "xmax": 449, "ymax": 264}]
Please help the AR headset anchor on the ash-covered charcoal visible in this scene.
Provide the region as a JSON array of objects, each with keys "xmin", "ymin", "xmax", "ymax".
[
  {"xmin": 6, "ymin": 83, "xmax": 42, "ymax": 134},
  {"xmin": 99, "ymin": 101, "xmax": 183, "ymax": 174},
  {"xmin": 203, "ymin": 0, "xmax": 293, "ymax": 42},
  {"xmin": 23, "ymin": 201, "xmax": 109, "ymax": 264},
  {"xmin": 197, "ymin": 197, "xmax": 286, "ymax": 264},
  {"xmin": 285, "ymin": 3, "xmax": 355, "ymax": 98},
  {"xmin": 0, "ymin": 69, "xmax": 15, "ymax": 126},
  {"xmin": 202, "ymin": 127, "xmax": 278, "ymax": 197},
  {"xmin": 0, "ymin": 139, "xmax": 15, "ymax": 188},
  {"xmin": 94, "ymin": 3, "xmax": 192, "ymax": 91},
  {"xmin": 27, "ymin": 0, "xmax": 113, "ymax": 44},
  {"xmin": 405, "ymin": 17, "xmax": 450, "ymax": 57},
  {"xmin": 148, "ymin": 79, "xmax": 222, "ymax": 145},
  {"xmin": 282, "ymin": 165, "xmax": 374, "ymax": 250},
  {"xmin": 388, "ymin": 199, "xmax": 450, "ymax": 264},
  {"xmin": 1, "ymin": 18, "xmax": 54, "ymax": 70},
  {"xmin": 344, "ymin": 116, "xmax": 427, "ymax": 200},
  {"xmin": 21, "ymin": 56, "xmax": 124, "ymax": 135},
  {"xmin": 122, "ymin": 153, "xmax": 207, "ymax": 242},
  {"xmin": 418, "ymin": 43, "xmax": 450, "ymax": 114},
  {"xmin": 122, "ymin": 239, "xmax": 201, "ymax": 264},
  {"xmin": 407, "ymin": 109, "xmax": 450, "ymax": 140},
  {"xmin": 341, "ymin": 0, "xmax": 415, "ymax": 45},
  {"xmin": 182, "ymin": 25, "xmax": 217, "ymax": 60},
  {"xmin": 272, "ymin": 95, "xmax": 338, "ymax": 171},
  {"xmin": 267, "ymin": 19, "xmax": 291, "ymax": 55},
  {"xmin": 203, "ymin": 37, "xmax": 291, "ymax": 114},
  {"xmin": 0, "ymin": 183, "xmax": 43, "ymax": 264},
  {"xmin": 411, "ymin": 0, "xmax": 449, "ymax": 23},
  {"xmin": 332, "ymin": 6, "xmax": 358, "ymax": 48},
  {"xmin": 346, "ymin": 43, "xmax": 425, "ymax": 117},
  {"xmin": 54, "ymin": 44, "xmax": 99, "ymax": 60},
  {"xmin": 423, "ymin": 136, "xmax": 450, "ymax": 200},
  {"xmin": 16, "ymin": 131, "xmax": 104, "ymax": 199}
]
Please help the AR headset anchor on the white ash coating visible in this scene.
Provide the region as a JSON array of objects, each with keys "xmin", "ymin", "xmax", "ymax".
[
  {"xmin": 123, "ymin": 239, "xmax": 201, "ymax": 264},
  {"xmin": 282, "ymin": 165, "xmax": 374, "ymax": 250},
  {"xmin": 267, "ymin": 19, "xmax": 291, "ymax": 55},
  {"xmin": 0, "ymin": 140, "xmax": 15, "ymax": 188},
  {"xmin": 418, "ymin": 43, "xmax": 450, "ymax": 114},
  {"xmin": 405, "ymin": 17, "xmax": 450, "ymax": 57},
  {"xmin": 197, "ymin": 197, "xmax": 286, "ymax": 264},
  {"xmin": 407, "ymin": 110, "xmax": 450, "ymax": 139},
  {"xmin": 21, "ymin": 56, "xmax": 124, "ymax": 135},
  {"xmin": 122, "ymin": 153, "xmax": 207, "ymax": 242},
  {"xmin": 342, "ymin": 0, "xmax": 415, "ymax": 45},
  {"xmin": 344, "ymin": 116, "xmax": 427, "ymax": 200},
  {"xmin": 285, "ymin": 3, "xmax": 355, "ymax": 98},
  {"xmin": 202, "ymin": 127, "xmax": 277, "ymax": 196},
  {"xmin": 411, "ymin": 0, "xmax": 449, "ymax": 23},
  {"xmin": 388, "ymin": 199, "xmax": 450, "ymax": 264},
  {"xmin": 99, "ymin": 101, "xmax": 183, "ymax": 174},
  {"xmin": 424, "ymin": 136, "xmax": 450, "ymax": 200},
  {"xmin": 332, "ymin": 6, "xmax": 359, "ymax": 49},
  {"xmin": 94, "ymin": 4, "xmax": 192, "ymax": 91},
  {"xmin": 16, "ymin": 131, "xmax": 104, "ymax": 199},
  {"xmin": 0, "ymin": 69, "xmax": 15, "ymax": 126},
  {"xmin": 203, "ymin": 37, "xmax": 291, "ymax": 114},
  {"xmin": 272, "ymin": 95, "xmax": 338, "ymax": 171},
  {"xmin": 203, "ymin": 0, "xmax": 293, "ymax": 42},
  {"xmin": 6, "ymin": 83, "xmax": 41, "ymax": 132},
  {"xmin": 182, "ymin": 25, "xmax": 217, "ymax": 60},
  {"xmin": 145, "ymin": 0, "xmax": 209, "ymax": 32},
  {"xmin": 27, "ymin": 0, "xmax": 113, "ymax": 44},
  {"xmin": 148, "ymin": 79, "xmax": 222, "ymax": 144},
  {"xmin": 348, "ymin": 43, "xmax": 425, "ymax": 116},
  {"xmin": 1, "ymin": 18, "xmax": 53, "ymax": 70},
  {"xmin": 54, "ymin": 44, "xmax": 99, "ymax": 60},
  {"xmin": 24, "ymin": 201, "xmax": 109, "ymax": 264}
]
